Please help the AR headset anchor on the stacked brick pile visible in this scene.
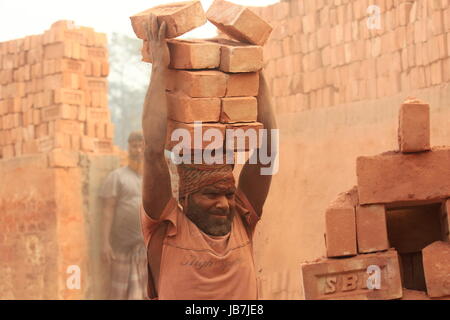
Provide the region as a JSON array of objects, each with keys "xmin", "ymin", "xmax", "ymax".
[
  {"xmin": 249, "ymin": 0, "xmax": 450, "ymax": 114},
  {"xmin": 0, "ymin": 20, "xmax": 114, "ymax": 162},
  {"xmin": 302, "ymin": 98, "xmax": 450, "ymax": 300},
  {"xmin": 130, "ymin": 0, "xmax": 272, "ymax": 151}
]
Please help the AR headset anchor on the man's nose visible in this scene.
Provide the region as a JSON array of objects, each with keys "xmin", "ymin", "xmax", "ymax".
[{"xmin": 215, "ymin": 196, "xmax": 230, "ymax": 211}]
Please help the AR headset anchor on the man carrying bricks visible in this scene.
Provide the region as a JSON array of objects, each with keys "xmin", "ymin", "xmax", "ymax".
[
  {"xmin": 100, "ymin": 131, "xmax": 148, "ymax": 300},
  {"xmin": 140, "ymin": 15, "xmax": 277, "ymax": 300}
]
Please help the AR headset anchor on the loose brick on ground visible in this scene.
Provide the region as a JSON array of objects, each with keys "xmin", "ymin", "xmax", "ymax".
[
  {"xmin": 356, "ymin": 204, "xmax": 390, "ymax": 254},
  {"xmin": 325, "ymin": 191, "xmax": 358, "ymax": 258},
  {"xmin": 422, "ymin": 241, "xmax": 450, "ymax": 298},
  {"xmin": 301, "ymin": 249, "xmax": 402, "ymax": 300},
  {"xmin": 357, "ymin": 149, "xmax": 450, "ymax": 205},
  {"xmin": 398, "ymin": 99, "xmax": 430, "ymax": 153}
]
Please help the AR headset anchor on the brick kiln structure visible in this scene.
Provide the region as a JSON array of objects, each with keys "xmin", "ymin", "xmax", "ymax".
[
  {"xmin": 301, "ymin": 98, "xmax": 450, "ymax": 300},
  {"xmin": 0, "ymin": 21, "xmax": 120, "ymax": 299}
]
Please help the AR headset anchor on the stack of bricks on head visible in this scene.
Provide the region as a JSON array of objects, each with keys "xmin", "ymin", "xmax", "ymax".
[
  {"xmin": 0, "ymin": 20, "xmax": 114, "ymax": 164},
  {"xmin": 130, "ymin": 0, "xmax": 273, "ymax": 153}
]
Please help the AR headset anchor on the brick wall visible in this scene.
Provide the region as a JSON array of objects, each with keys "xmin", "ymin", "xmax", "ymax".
[
  {"xmin": 0, "ymin": 20, "xmax": 115, "ymax": 159},
  {"xmin": 247, "ymin": 0, "xmax": 450, "ymax": 299},
  {"xmin": 0, "ymin": 21, "xmax": 121, "ymax": 299},
  {"xmin": 252, "ymin": 0, "xmax": 450, "ymax": 113}
]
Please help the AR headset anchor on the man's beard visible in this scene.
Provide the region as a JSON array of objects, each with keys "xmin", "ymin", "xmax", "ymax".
[{"xmin": 186, "ymin": 197, "xmax": 235, "ymax": 236}]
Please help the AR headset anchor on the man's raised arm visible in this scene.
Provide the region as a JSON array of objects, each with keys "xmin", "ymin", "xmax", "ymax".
[
  {"xmin": 142, "ymin": 15, "xmax": 172, "ymax": 220},
  {"xmin": 238, "ymin": 71, "xmax": 278, "ymax": 217}
]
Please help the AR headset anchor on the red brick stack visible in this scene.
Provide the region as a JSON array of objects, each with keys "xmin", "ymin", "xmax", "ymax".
[
  {"xmin": 302, "ymin": 98, "xmax": 450, "ymax": 300},
  {"xmin": 0, "ymin": 20, "xmax": 114, "ymax": 161},
  {"xmin": 130, "ymin": 0, "xmax": 273, "ymax": 151}
]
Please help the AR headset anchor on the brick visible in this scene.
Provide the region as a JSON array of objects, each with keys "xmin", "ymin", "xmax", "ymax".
[
  {"xmin": 398, "ymin": 99, "xmax": 430, "ymax": 153},
  {"xmin": 325, "ymin": 191, "xmax": 358, "ymax": 258},
  {"xmin": 50, "ymin": 20, "xmax": 75, "ymax": 30},
  {"xmin": 43, "ymin": 73, "xmax": 80, "ymax": 90},
  {"xmin": 42, "ymin": 104, "xmax": 78, "ymax": 121},
  {"xmin": 85, "ymin": 121, "xmax": 96, "ymax": 137},
  {"xmin": 94, "ymin": 139, "xmax": 114, "ymax": 153},
  {"xmin": 301, "ymin": 249, "xmax": 403, "ymax": 300},
  {"xmin": 130, "ymin": 1, "xmax": 206, "ymax": 40},
  {"xmin": 220, "ymin": 97, "xmax": 257, "ymax": 123},
  {"xmin": 166, "ymin": 70, "xmax": 227, "ymax": 97},
  {"xmin": 225, "ymin": 72, "xmax": 259, "ymax": 97},
  {"xmin": 80, "ymin": 136, "xmax": 95, "ymax": 152},
  {"xmin": 80, "ymin": 77, "xmax": 108, "ymax": 91},
  {"xmin": 101, "ymin": 61, "xmax": 109, "ymax": 77},
  {"xmin": 95, "ymin": 122, "xmax": 106, "ymax": 139},
  {"xmin": 44, "ymin": 42, "xmax": 72, "ymax": 59},
  {"xmin": 53, "ymin": 119, "xmax": 83, "ymax": 136},
  {"xmin": 86, "ymin": 109, "xmax": 110, "ymax": 122},
  {"xmin": 70, "ymin": 135, "xmax": 81, "ymax": 151},
  {"xmin": 89, "ymin": 90, "xmax": 108, "ymax": 108},
  {"xmin": 105, "ymin": 123, "xmax": 114, "ymax": 139},
  {"xmin": 86, "ymin": 47, "xmax": 108, "ymax": 60},
  {"xmin": 167, "ymin": 92, "xmax": 221, "ymax": 123},
  {"xmin": 167, "ymin": 39, "xmax": 220, "ymax": 69},
  {"xmin": 78, "ymin": 105, "xmax": 86, "ymax": 122},
  {"xmin": 357, "ymin": 148, "xmax": 450, "ymax": 205},
  {"xmin": 22, "ymin": 140, "xmax": 39, "ymax": 154},
  {"xmin": 54, "ymin": 89, "xmax": 85, "ymax": 106},
  {"xmin": 206, "ymin": 0, "xmax": 272, "ymax": 46},
  {"xmin": 48, "ymin": 149, "xmax": 79, "ymax": 168},
  {"xmin": 6, "ymin": 98, "xmax": 21, "ymax": 113},
  {"xmin": 35, "ymin": 123, "xmax": 49, "ymax": 139},
  {"xmin": 165, "ymin": 120, "xmax": 225, "ymax": 151},
  {"xmin": 224, "ymin": 122, "xmax": 263, "ymax": 151},
  {"xmin": 356, "ymin": 204, "xmax": 390, "ymax": 254},
  {"xmin": 422, "ymin": 241, "xmax": 450, "ymax": 298},
  {"xmin": 38, "ymin": 134, "xmax": 71, "ymax": 152},
  {"xmin": 55, "ymin": 59, "xmax": 85, "ymax": 74},
  {"xmin": 91, "ymin": 60, "xmax": 102, "ymax": 77},
  {"xmin": 215, "ymin": 39, "xmax": 263, "ymax": 73}
]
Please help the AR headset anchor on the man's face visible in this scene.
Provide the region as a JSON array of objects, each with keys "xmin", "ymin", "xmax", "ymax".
[
  {"xmin": 128, "ymin": 140, "xmax": 144, "ymax": 161},
  {"xmin": 187, "ymin": 182, "xmax": 237, "ymax": 236}
]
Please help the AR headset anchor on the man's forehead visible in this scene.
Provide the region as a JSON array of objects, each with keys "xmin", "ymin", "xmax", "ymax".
[{"xmin": 202, "ymin": 182, "xmax": 236, "ymax": 193}]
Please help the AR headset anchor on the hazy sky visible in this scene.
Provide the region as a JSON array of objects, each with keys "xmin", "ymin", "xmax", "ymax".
[{"xmin": 0, "ymin": 0, "xmax": 279, "ymax": 41}]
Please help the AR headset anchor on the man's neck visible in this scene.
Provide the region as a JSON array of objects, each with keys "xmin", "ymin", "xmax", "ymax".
[{"xmin": 128, "ymin": 159, "xmax": 143, "ymax": 176}]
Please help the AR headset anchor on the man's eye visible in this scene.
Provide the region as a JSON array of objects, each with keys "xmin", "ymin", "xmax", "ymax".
[{"xmin": 226, "ymin": 193, "xmax": 235, "ymax": 198}]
